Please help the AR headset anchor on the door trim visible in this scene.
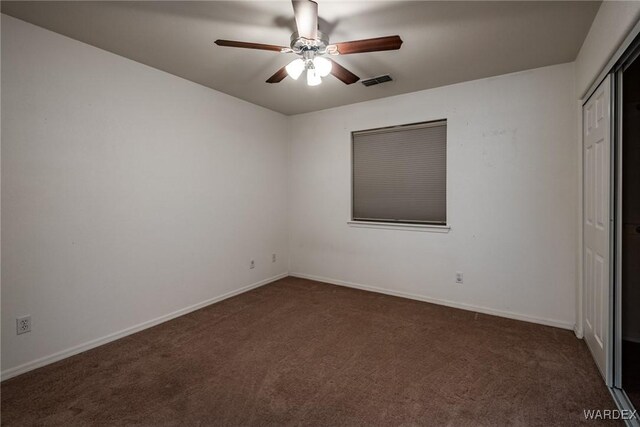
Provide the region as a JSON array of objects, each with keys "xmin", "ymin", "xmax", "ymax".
[
  {"xmin": 583, "ymin": 18, "xmax": 640, "ymax": 102},
  {"xmin": 614, "ymin": 65, "xmax": 623, "ymax": 390},
  {"xmin": 607, "ymin": 73, "xmax": 616, "ymax": 387}
]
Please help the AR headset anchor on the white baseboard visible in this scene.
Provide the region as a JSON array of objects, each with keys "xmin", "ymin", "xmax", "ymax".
[
  {"xmin": 290, "ymin": 272, "xmax": 575, "ymax": 331},
  {"xmin": 1, "ymin": 273, "xmax": 288, "ymax": 382},
  {"xmin": 574, "ymin": 325, "xmax": 584, "ymax": 339}
]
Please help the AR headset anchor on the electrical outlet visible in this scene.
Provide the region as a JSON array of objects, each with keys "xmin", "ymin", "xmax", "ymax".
[
  {"xmin": 250, "ymin": 259, "xmax": 255, "ymax": 269},
  {"xmin": 455, "ymin": 272, "xmax": 464, "ymax": 284},
  {"xmin": 272, "ymin": 253, "xmax": 276, "ymax": 263},
  {"xmin": 17, "ymin": 315, "xmax": 31, "ymax": 335}
]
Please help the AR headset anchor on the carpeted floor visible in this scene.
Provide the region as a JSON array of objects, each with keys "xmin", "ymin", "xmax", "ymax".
[{"xmin": 1, "ymin": 277, "xmax": 619, "ymax": 426}]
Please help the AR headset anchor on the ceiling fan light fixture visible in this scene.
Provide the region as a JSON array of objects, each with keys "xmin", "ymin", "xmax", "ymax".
[
  {"xmin": 216, "ymin": 1, "xmax": 403, "ymax": 87},
  {"xmin": 306, "ymin": 68, "xmax": 322, "ymax": 86},
  {"xmin": 313, "ymin": 56, "xmax": 332, "ymax": 77},
  {"xmin": 285, "ymin": 58, "xmax": 305, "ymax": 80}
]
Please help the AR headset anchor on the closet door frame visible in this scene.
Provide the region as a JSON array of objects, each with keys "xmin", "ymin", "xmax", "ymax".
[{"xmin": 605, "ymin": 30, "xmax": 640, "ymax": 421}]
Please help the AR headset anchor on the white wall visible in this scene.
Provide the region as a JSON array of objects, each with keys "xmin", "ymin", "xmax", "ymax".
[
  {"xmin": 1, "ymin": 15, "xmax": 289, "ymax": 377},
  {"xmin": 289, "ymin": 63, "xmax": 578, "ymax": 329},
  {"xmin": 575, "ymin": 1, "xmax": 640, "ymax": 98}
]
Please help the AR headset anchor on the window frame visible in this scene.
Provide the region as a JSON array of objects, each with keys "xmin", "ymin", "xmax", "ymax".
[{"xmin": 349, "ymin": 119, "xmax": 450, "ymax": 232}]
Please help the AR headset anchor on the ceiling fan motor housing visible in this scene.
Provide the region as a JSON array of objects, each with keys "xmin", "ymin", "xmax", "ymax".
[{"xmin": 290, "ymin": 31, "xmax": 330, "ymax": 55}]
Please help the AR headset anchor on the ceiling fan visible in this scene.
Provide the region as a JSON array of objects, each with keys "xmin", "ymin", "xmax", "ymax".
[{"xmin": 214, "ymin": 0, "xmax": 403, "ymax": 86}]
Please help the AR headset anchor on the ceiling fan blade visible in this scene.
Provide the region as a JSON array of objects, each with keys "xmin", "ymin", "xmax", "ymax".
[
  {"xmin": 292, "ymin": 0, "xmax": 318, "ymax": 40},
  {"xmin": 329, "ymin": 60, "xmax": 359, "ymax": 85},
  {"xmin": 333, "ymin": 35, "xmax": 403, "ymax": 55},
  {"xmin": 215, "ymin": 39, "xmax": 288, "ymax": 52},
  {"xmin": 266, "ymin": 66, "xmax": 288, "ymax": 84}
]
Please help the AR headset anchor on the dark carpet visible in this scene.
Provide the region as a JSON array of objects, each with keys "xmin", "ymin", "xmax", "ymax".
[{"xmin": 1, "ymin": 277, "xmax": 618, "ymax": 426}]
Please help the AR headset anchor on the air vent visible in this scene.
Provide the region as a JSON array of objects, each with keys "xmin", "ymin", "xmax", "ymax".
[{"xmin": 361, "ymin": 75, "xmax": 393, "ymax": 87}]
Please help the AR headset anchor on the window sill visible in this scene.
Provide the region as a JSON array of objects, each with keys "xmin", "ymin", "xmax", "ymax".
[{"xmin": 347, "ymin": 221, "xmax": 451, "ymax": 233}]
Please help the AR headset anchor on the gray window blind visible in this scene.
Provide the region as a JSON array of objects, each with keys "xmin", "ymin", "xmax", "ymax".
[{"xmin": 352, "ymin": 121, "xmax": 447, "ymax": 224}]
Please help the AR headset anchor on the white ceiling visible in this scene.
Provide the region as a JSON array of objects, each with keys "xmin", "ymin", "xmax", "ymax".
[{"xmin": 1, "ymin": 1, "xmax": 600, "ymax": 115}]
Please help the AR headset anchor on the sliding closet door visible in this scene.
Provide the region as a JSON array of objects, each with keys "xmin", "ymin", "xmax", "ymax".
[{"xmin": 583, "ymin": 75, "xmax": 612, "ymax": 383}]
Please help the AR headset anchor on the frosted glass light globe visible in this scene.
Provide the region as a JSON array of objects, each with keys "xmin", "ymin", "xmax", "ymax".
[
  {"xmin": 313, "ymin": 57, "xmax": 332, "ymax": 77},
  {"xmin": 285, "ymin": 59, "xmax": 305, "ymax": 80},
  {"xmin": 307, "ymin": 68, "xmax": 322, "ymax": 86}
]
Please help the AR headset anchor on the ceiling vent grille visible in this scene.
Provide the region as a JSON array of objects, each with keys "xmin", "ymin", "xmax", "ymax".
[{"xmin": 361, "ymin": 75, "xmax": 393, "ymax": 87}]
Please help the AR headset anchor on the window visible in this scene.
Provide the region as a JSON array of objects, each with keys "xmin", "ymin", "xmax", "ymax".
[{"xmin": 351, "ymin": 120, "xmax": 447, "ymax": 226}]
